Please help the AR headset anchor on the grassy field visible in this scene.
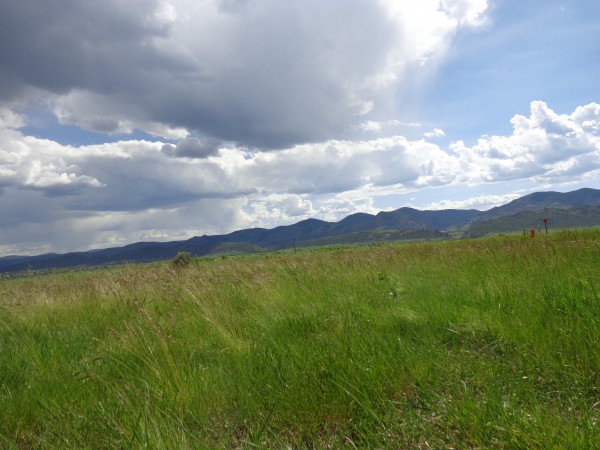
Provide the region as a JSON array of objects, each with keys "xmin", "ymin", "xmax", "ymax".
[{"xmin": 0, "ymin": 230, "xmax": 599, "ymax": 448}]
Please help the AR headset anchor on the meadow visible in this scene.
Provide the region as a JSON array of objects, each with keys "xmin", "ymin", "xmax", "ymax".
[{"xmin": 0, "ymin": 230, "xmax": 598, "ymax": 448}]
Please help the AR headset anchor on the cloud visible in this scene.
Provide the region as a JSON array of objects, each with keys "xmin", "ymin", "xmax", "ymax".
[
  {"xmin": 315, "ymin": 197, "xmax": 380, "ymax": 222},
  {"xmin": 0, "ymin": 0, "xmax": 490, "ymax": 149},
  {"xmin": 3, "ymin": 102, "xmax": 599, "ymax": 209},
  {"xmin": 0, "ymin": 195, "xmax": 249, "ymax": 256},
  {"xmin": 452, "ymin": 101, "xmax": 600, "ymax": 183},
  {"xmin": 52, "ymin": 91, "xmax": 190, "ymax": 140},
  {"xmin": 161, "ymin": 137, "xmax": 223, "ymax": 158},
  {"xmin": 0, "ymin": 107, "xmax": 26, "ymax": 129},
  {"xmin": 0, "ymin": 127, "xmax": 105, "ymax": 194},
  {"xmin": 243, "ymin": 194, "xmax": 316, "ymax": 228},
  {"xmin": 425, "ymin": 193, "xmax": 522, "ymax": 211},
  {"xmin": 424, "ymin": 128, "xmax": 446, "ymax": 139},
  {"xmin": 0, "ymin": 0, "xmax": 178, "ymax": 97},
  {"xmin": 356, "ymin": 119, "xmax": 421, "ymax": 135}
]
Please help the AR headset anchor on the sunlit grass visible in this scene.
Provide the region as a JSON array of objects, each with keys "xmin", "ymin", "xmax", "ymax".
[{"xmin": 1, "ymin": 230, "xmax": 599, "ymax": 447}]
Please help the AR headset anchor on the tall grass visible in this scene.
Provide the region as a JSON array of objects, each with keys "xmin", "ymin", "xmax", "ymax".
[{"xmin": 1, "ymin": 230, "xmax": 598, "ymax": 448}]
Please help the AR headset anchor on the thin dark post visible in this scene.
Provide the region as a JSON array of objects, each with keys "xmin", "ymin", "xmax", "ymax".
[{"xmin": 543, "ymin": 218, "xmax": 548, "ymax": 234}]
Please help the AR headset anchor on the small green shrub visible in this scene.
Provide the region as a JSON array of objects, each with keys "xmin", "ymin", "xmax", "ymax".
[
  {"xmin": 171, "ymin": 251, "xmax": 192, "ymax": 268},
  {"xmin": 377, "ymin": 271, "xmax": 404, "ymax": 298}
]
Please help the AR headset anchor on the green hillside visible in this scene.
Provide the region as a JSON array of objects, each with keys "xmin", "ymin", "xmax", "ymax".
[
  {"xmin": 296, "ymin": 228, "xmax": 448, "ymax": 248},
  {"xmin": 464, "ymin": 206, "xmax": 600, "ymax": 237}
]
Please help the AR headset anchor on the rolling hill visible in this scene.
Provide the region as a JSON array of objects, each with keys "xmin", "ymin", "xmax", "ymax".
[{"xmin": 1, "ymin": 188, "xmax": 599, "ymax": 273}]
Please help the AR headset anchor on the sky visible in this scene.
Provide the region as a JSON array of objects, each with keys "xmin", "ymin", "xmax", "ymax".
[{"xmin": 0, "ymin": 0, "xmax": 599, "ymax": 256}]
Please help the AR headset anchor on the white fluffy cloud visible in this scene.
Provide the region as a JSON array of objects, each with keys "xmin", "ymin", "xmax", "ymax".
[
  {"xmin": 452, "ymin": 101, "xmax": 600, "ymax": 183},
  {"xmin": 425, "ymin": 193, "xmax": 522, "ymax": 211}
]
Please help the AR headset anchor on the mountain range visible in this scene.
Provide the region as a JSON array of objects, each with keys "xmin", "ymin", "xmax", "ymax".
[{"xmin": 2, "ymin": 188, "xmax": 600, "ymax": 273}]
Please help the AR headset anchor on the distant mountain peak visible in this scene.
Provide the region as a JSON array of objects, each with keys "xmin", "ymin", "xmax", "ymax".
[{"xmin": 482, "ymin": 188, "xmax": 600, "ymax": 219}]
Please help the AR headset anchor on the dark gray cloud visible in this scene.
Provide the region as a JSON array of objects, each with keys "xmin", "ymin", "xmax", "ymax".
[
  {"xmin": 161, "ymin": 137, "xmax": 222, "ymax": 158},
  {"xmin": 216, "ymin": 0, "xmax": 249, "ymax": 14},
  {"xmin": 0, "ymin": 0, "xmax": 182, "ymax": 99},
  {"xmin": 0, "ymin": 188, "xmax": 249, "ymax": 255},
  {"xmin": 0, "ymin": 0, "xmax": 487, "ymax": 148}
]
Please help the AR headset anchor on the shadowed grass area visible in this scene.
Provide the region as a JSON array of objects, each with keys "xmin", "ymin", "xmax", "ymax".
[{"xmin": 1, "ymin": 230, "xmax": 599, "ymax": 448}]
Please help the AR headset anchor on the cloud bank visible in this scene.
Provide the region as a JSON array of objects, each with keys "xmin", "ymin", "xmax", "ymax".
[
  {"xmin": 0, "ymin": 0, "xmax": 488, "ymax": 147},
  {"xmin": 1, "ymin": 101, "xmax": 599, "ymax": 254}
]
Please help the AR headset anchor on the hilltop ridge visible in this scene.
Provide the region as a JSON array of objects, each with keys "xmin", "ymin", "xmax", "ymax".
[{"xmin": 1, "ymin": 188, "xmax": 599, "ymax": 273}]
